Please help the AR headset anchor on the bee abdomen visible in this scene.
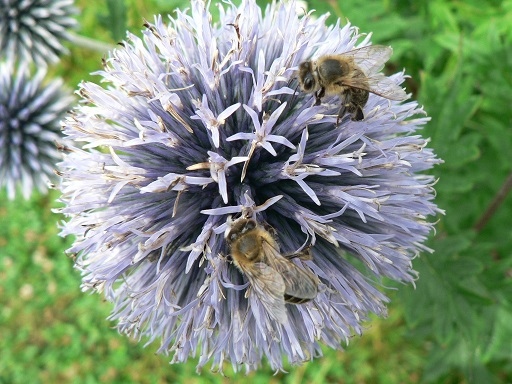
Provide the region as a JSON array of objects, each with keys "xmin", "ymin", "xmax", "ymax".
[{"xmin": 284, "ymin": 294, "xmax": 313, "ymax": 304}]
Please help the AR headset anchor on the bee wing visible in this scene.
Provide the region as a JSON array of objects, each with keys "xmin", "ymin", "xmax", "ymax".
[
  {"xmin": 367, "ymin": 73, "xmax": 408, "ymax": 100},
  {"xmin": 240, "ymin": 261, "xmax": 288, "ymax": 324},
  {"xmin": 342, "ymin": 71, "xmax": 408, "ymax": 101},
  {"xmin": 339, "ymin": 45, "xmax": 393, "ymax": 75},
  {"xmin": 262, "ymin": 242, "xmax": 318, "ymax": 302}
]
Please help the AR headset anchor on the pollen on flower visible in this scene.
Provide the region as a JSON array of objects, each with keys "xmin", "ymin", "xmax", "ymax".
[{"xmin": 57, "ymin": 0, "xmax": 442, "ymax": 373}]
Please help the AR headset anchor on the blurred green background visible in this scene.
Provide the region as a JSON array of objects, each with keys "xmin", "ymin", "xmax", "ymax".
[{"xmin": 1, "ymin": 0, "xmax": 512, "ymax": 382}]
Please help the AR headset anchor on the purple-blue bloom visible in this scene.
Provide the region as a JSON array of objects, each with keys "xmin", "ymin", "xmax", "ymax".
[
  {"xmin": 0, "ymin": 0, "xmax": 77, "ymax": 65},
  {"xmin": 0, "ymin": 62, "xmax": 73, "ymax": 199},
  {"xmin": 58, "ymin": 0, "xmax": 442, "ymax": 373}
]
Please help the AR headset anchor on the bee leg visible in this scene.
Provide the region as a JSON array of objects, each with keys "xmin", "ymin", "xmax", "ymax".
[
  {"xmin": 336, "ymin": 105, "xmax": 348, "ymax": 126},
  {"xmin": 351, "ymin": 105, "xmax": 365, "ymax": 121},
  {"xmin": 336, "ymin": 89, "xmax": 352, "ymax": 126},
  {"xmin": 346, "ymin": 100, "xmax": 364, "ymax": 121},
  {"xmin": 314, "ymin": 87, "xmax": 325, "ymax": 106}
]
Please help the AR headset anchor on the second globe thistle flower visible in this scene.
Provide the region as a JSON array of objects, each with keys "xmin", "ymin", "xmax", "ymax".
[
  {"xmin": 58, "ymin": 0, "xmax": 442, "ymax": 373},
  {"xmin": 0, "ymin": 0, "xmax": 77, "ymax": 65},
  {"xmin": 0, "ymin": 62, "xmax": 73, "ymax": 199}
]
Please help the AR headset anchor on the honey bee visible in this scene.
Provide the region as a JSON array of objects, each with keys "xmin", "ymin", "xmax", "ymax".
[
  {"xmin": 298, "ymin": 45, "xmax": 407, "ymax": 122},
  {"xmin": 225, "ymin": 218, "xmax": 318, "ymax": 323}
]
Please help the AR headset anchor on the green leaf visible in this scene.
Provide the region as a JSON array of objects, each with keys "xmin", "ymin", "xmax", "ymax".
[
  {"xmin": 482, "ymin": 307, "xmax": 512, "ymax": 362},
  {"xmin": 105, "ymin": 0, "xmax": 128, "ymax": 41},
  {"xmin": 438, "ymin": 133, "xmax": 481, "ymax": 168},
  {"xmin": 428, "ymin": 1, "xmax": 459, "ymax": 32},
  {"xmin": 432, "ymin": 232, "xmax": 474, "ymax": 255},
  {"xmin": 435, "ymin": 169, "xmax": 476, "ymax": 194}
]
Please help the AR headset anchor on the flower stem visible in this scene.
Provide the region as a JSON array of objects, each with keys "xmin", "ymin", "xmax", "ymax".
[
  {"xmin": 68, "ymin": 33, "xmax": 114, "ymax": 53},
  {"xmin": 474, "ymin": 171, "xmax": 512, "ymax": 232},
  {"xmin": 326, "ymin": 0, "xmax": 344, "ymax": 19}
]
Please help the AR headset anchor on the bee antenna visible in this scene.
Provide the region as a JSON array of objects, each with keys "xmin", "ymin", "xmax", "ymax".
[
  {"xmin": 293, "ymin": 82, "xmax": 300, "ymax": 94},
  {"xmin": 286, "ymin": 82, "xmax": 300, "ymax": 113}
]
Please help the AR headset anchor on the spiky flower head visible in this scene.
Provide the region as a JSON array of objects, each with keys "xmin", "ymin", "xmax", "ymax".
[
  {"xmin": 58, "ymin": 0, "xmax": 442, "ymax": 373},
  {"xmin": 0, "ymin": 0, "xmax": 77, "ymax": 65},
  {"xmin": 0, "ymin": 62, "xmax": 73, "ymax": 199}
]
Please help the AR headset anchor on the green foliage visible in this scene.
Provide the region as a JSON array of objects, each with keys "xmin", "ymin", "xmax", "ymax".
[
  {"xmin": 104, "ymin": 0, "xmax": 128, "ymax": 41},
  {"xmin": 349, "ymin": 0, "xmax": 512, "ymax": 382},
  {"xmin": 2, "ymin": 0, "xmax": 512, "ymax": 383}
]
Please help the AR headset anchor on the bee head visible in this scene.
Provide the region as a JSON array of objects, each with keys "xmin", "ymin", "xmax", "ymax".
[
  {"xmin": 298, "ymin": 61, "xmax": 316, "ymax": 92},
  {"xmin": 226, "ymin": 218, "xmax": 257, "ymax": 243}
]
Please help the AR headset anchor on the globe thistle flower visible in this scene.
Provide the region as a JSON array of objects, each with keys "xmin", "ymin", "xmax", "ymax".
[
  {"xmin": 0, "ymin": 0, "xmax": 77, "ymax": 65},
  {"xmin": 58, "ymin": 0, "xmax": 442, "ymax": 373},
  {"xmin": 0, "ymin": 62, "xmax": 73, "ymax": 199}
]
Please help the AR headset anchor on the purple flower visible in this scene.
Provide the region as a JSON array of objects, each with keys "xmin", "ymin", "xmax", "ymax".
[
  {"xmin": 0, "ymin": 0, "xmax": 77, "ymax": 65},
  {"xmin": 57, "ymin": 0, "xmax": 442, "ymax": 373},
  {"xmin": 0, "ymin": 62, "xmax": 73, "ymax": 199}
]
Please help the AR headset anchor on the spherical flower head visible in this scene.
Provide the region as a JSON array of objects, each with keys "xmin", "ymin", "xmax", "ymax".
[
  {"xmin": 0, "ymin": 0, "xmax": 77, "ymax": 65},
  {"xmin": 0, "ymin": 62, "xmax": 73, "ymax": 199},
  {"xmin": 58, "ymin": 0, "xmax": 442, "ymax": 373}
]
